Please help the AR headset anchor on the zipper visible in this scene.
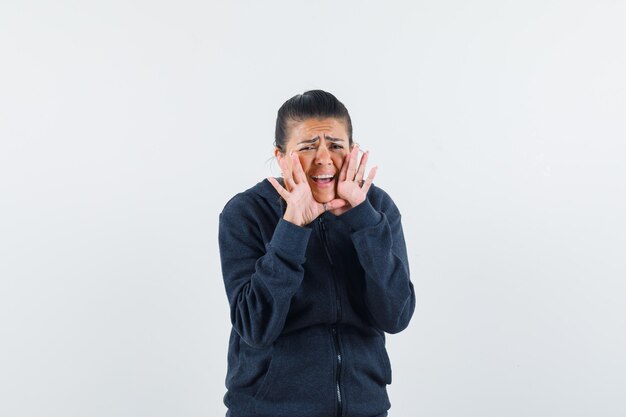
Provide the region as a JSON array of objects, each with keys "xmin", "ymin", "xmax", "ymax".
[
  {"xmin": 332, "ymin": 326, "xmax": 342, "ymax": 416},
  {"xmin": 319, "ymin": 217, "xmax": 341, "ymax": 319},
  {"xmin": 319, "ymin": 216, "xmax": 343, "ymax": 417}
]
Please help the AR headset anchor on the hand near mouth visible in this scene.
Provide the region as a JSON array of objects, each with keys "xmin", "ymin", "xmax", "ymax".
[
  {"xmin": 268, "ymin": 153, "xmax": 347, "ymax": 227},
  {"xmin": 330, "ymin": 144, "xmax": 378, "ymax": 216}
]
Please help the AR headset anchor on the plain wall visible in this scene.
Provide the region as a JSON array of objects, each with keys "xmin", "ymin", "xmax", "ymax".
[{"xmin": 1, "ymin": 1, "xmax": 625, "ymax": 416}]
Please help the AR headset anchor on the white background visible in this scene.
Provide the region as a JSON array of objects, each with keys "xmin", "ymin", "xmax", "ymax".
[{"xmin": 1, "ymin": 1, "xmax": 625, "ymax": 416}]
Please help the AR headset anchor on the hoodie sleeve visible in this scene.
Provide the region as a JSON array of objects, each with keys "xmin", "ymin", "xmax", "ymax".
[
  {"xmin": 218, "ymin": 195, "xmax": 311, "ymax": 348},
  {"xmin": 338, "ymin": 191, "xmax": 415, "ymax": 334}
]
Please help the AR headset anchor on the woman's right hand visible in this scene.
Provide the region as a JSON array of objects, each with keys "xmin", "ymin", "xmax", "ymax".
[{"xmin": 268, "ymin": 153, "xmax": 346, "ymax": 227}]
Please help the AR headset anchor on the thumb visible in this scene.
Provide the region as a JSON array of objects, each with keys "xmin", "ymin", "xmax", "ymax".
[{"xmin": 326, "ymin": 198, "xmax": 347, "ymax": 210}]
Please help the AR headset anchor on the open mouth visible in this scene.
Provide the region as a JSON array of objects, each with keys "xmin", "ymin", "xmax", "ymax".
[{"xmin": 310, "ymin": 174, "xmax": 335, "ymax": 185}]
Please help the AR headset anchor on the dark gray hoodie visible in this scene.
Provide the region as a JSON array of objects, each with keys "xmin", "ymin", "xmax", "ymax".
[{"xmin": 218, "ymin": 178, "xmax": 415, "ymax": 417}]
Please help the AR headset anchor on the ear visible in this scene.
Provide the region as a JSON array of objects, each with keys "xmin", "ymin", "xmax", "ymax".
[{"xmin": 274, "ymin": 147, "xmax": 288, "ymax": 169}]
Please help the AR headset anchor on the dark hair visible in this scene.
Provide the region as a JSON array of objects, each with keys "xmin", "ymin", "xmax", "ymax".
[{"xmin": 274, "ymin": 89, "xmax": 353, "ymax": 153}]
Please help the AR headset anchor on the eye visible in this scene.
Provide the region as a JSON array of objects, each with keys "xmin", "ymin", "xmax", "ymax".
[
  {"xmin": 299, "ymin": 146, "xmax": 315, "ymax": 152},
  {"xmin": 331, "ymin": 144, "xmax": 344, "ymax": 150}
]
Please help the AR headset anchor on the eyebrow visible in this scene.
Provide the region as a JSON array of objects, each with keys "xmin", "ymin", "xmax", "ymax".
[{"xmin": 297, "ymin": 136, "xmax": 345, "ymax": 145}]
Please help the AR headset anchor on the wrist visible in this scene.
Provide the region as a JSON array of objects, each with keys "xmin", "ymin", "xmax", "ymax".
[
  {"xmin": 283, "ymin": 207, "xmax": 305, "ymax": 227},
  {"xmin": 348, "ymin": 196, "xmax": 366, "ymax": 208}
]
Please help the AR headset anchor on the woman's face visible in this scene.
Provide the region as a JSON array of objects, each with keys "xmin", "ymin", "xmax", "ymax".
[{"xmin": 275, "ymin": 117, "xmax": 352, "ymax": 203}]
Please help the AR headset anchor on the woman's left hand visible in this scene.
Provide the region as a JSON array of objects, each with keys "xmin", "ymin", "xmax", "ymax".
[{"xmin": 330, "ymin": 144, "xmax": 378, "ymax": 216}]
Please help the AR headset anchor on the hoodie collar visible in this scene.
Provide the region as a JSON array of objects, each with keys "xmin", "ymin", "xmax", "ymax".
[{"xmin": 252, "ymin": 177, "xmax": 286, "ymax": 212}]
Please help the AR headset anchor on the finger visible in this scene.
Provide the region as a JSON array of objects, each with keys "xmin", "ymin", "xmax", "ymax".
[
  {"xmin": 361, "ymin": 165, "xmax": 378, "ymax": 194},
  {"xmin": 291, "ymin": 153, "xmax": 307, "ymax": 184},
  {"xmin": 267, "ymin": 176, "xmax": 290, "ymax": 200},
  {"xmin": 278, "ymin": 156, "xmax": 288, "ymax": 177},
  {"xmin": 338, "ymin": 153, "xmax": 350, "ymax": 182},
  {"xmin": 277, "ymin": 158, "xmax": 292, "ymax": 191},
  {"xmin": 355, "ymin": 150, "xmax": 369, "ymax": 181},
  {"xmin": 324, "ymin": 198, "xmax": 347, "ymax": 210},
  {"xmin": 283, "ymin": 174, "xmax": 297, "ymax": 191},
  {"xmin": 346, "ymin": 144, "xmax": 359, "ymax": 180}
]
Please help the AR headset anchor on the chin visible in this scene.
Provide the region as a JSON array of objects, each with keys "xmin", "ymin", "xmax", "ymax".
[{"xmin": 313, "ymin": 192, "xmax": 336, "ymax": 204}]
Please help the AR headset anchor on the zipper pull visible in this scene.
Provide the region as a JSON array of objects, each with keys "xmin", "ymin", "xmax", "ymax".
[{"xmin": 319, "ymin": 216, "xmax": 334, "ymax": 264}]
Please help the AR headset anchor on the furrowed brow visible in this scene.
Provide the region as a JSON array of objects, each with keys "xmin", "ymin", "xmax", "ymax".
[
  {"xmin": 297, "ymin": 136, "xmax": 320, "ymax": 145},
  {"xmin": 324, "ymin": 136, "xmax": 345, "ymax": 143},
  {"xmin": 296, "ymin": 135, "xmax": 345, "ymax": 145}
]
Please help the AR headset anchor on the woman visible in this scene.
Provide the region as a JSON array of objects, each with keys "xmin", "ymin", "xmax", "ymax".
[{"xmin": 218, "ymin": 90, "xmax": 415, "ymax": 417}]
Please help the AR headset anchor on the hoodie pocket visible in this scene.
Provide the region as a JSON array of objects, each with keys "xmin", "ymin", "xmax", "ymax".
[
  {"xmin": 339, "ymin": 327, "xmax": 391, "ymax": 414},
  {"xmin": 252, "ymin": 327, "xmax": 336, "ymax": 416},
  {"xmin": 377, "ymin": 338, "xmax": 392, "ymax": 385},
  {"xmin": 253, "ymin": 351, "xmax": 277, "ymax": 400},
  {"xmin": 347, "ymin": 331, "xmax": 390, "ymax": 386}
]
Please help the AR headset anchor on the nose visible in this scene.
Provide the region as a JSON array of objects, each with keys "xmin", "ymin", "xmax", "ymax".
[{"xmin": 314, "ymin": 138, "xmax": 332, "ymax": 165}]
